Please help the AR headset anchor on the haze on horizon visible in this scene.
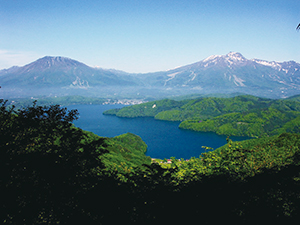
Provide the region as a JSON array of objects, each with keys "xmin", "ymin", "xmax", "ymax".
[{"xmin": 0, "ymin": 0, "xmax": 299, "ymax": 73}]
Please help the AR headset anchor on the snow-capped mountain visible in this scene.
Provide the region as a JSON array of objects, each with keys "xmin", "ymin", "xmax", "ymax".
[
  {"xmin": 252, "ymin": 58, "xmax": 296, "ymax": 72},
  {"xmin": 139, "ymin": 52, "xmax": 300, "ymax": 98},
  {"xmin": 1, "ymin": 53, "xmax": 300, "ymax": 99},
  {"xmin": 201, "ymin": 52, "xmax": 248, "ymax": 67}
]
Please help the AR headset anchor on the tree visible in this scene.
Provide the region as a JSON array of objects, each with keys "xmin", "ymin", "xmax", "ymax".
[{"xmin": 0, "ymin": 100, "xmax": 110, "ymax": 224}]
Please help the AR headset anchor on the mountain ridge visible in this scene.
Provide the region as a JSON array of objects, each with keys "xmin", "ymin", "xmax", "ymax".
[
  {"xmin": 137, "ymin": 52, "xmax": 300, "ymax": 97},
  {"xmin": 1, "ymin": 52, "xmax": 300, "ymax": 99},
  {"xmin": 0, "ymin": 56, "xmax": 139, "ymax": 88}
]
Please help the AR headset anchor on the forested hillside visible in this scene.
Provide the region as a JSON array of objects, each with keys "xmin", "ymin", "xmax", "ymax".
[
  {"xmin": 1, "ymin": 99, "xmax": 300, "ymax": 224},
  {"xmin": 104, "ymin": 95, "xmax": 300, "ymax": 137}
]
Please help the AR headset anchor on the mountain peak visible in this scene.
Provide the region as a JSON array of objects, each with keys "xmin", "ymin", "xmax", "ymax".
[
  {"xmin": 201, "ymin": 52, "xmax": 247, "ymax": 67},
  {"xmin": 202, "ymin": 54, "xmax": 222, "ymax": 62},
  {"xmin": 35, "ymin": 56, "xmax": 85, "ymax": 67},
  {"xmin": 17, "ymin": 56, "xmax": 90, "ymax": 74},
  {"xmin": 225, "ymin": 52, "xmax": 245, "ymax": 60}
]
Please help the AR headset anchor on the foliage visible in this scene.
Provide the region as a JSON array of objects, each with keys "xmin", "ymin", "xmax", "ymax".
[
  {"xmin": 104, "ymin": 95, "xmax": 300, "ymax": 137},
  {"xmin": 169, "ymin": 133, "xmax": 300, "ymax": 183},
  {"xmin": 0, "ymin": 99, "xmax": 112, "ymax": 224},
  {"xmin": 180, "ymin": 107, "xmax": 300, "ymax": 137},
  {"xmin": 101, "ymin": 133, "xmax": 151, "ymax": 179},
  {"xmin": 1, "ymin": 99, "xmax": 300, "ymax": 224},
  {"xmin": 104, "ymin": 95, "xmax": 271, "ymax": 120},
  {"xmin": 287, "ymin": 94, "xmax": 300, "ymax": 102},
  {"xmin": 142, "ymin": 133, "xmax": 300, "ymax": 223},
  {"xmin": 103, "ymin": 99, "xmax": 185, "ymax": 117},
  {"xmin": 0, "ymin": 100, "xmax": 150, "ymax": 224}
]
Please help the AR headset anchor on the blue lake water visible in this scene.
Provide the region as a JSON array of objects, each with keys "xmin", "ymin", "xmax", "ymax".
[{"xmin": 67, "ymin": 104, "xmax": 249, "ymax": 159}]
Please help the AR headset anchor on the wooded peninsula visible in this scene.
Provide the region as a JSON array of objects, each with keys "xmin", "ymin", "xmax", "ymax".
[{"xmin": 104, "ymin": 95, "xmax": 300, "ymax": 138}]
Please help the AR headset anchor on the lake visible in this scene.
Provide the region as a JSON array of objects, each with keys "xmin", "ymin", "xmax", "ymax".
[{"xmin": 67, "ymin": 104, "xmax": 249, "ymax": 159}]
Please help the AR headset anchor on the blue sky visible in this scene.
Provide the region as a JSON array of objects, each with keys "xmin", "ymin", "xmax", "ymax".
[{"xmin": 0, "ymin": 0, "xmax": 299, "ymax": 73}]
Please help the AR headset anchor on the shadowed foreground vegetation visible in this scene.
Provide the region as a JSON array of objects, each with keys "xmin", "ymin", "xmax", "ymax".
[{"xmin": 1, "ymin": 99, "xmax": 300, "ymax": 224}]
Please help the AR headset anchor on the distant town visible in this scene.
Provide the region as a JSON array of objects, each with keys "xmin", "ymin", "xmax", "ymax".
[{"xmin": 103, "ymin": 99, "xmax": 146, "ymax": 105}]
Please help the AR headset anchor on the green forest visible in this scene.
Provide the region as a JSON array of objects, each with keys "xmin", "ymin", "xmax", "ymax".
[
  {"xmin": 104, "ymin": 95, "xmax": 300, "ymax": 137},
  {"xmin": 1, "ymin": 98, "xmax": 300, "ymax": 224}
]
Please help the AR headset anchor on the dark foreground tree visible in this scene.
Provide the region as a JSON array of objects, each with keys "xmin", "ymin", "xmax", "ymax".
[{"xmin": 0, "ymin": 100, "xmax": 112, "ymax": 224}]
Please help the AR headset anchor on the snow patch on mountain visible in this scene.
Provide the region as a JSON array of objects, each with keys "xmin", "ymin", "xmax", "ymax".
[
  {"xmin": 224, "ymin": 73, "xmax": 232, "ymax": 81},
  {"xmin": 203, "ymin": 55, "xmax": 221, "ymax": 62},
  {"xmin": 226, "ymin": 52, "xmax": 246, "ymax": 62},
  {"xmin": 190, "ymin": 71, "xmax": 197, "ymax": 81},
  {"xmin": 71, "ymin": 76, "xmax": 89, "ymax": 88},
  {"xmin": 202, "ymin": 52, "xmax": 247, "ymax": 68},
  {"xmin": 232, "ymin": 75, "xmax": 245, "ymax": 87},
  {"xmin": 164, "ymin": 72, "xmax": 180, "ymax": 86},
  {"xmin": 252, "ymin": 59, "xmax": 282, "ymax": 70}
]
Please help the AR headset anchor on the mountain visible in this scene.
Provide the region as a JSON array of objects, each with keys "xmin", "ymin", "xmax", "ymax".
[
  {"xmin": 0, "ymin": 56, "xmax": 138, "ymax": 88},
  {"xmin": 1, "ymin": 53, "xmax": 300, "ymax": 99},
  {"xmin": 0, "ymin": 56, "xmax": 144, "ymax": 98},
  {"xmin": 138, "ymin": 52, "xmax": 300, "ymax": 98}
]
